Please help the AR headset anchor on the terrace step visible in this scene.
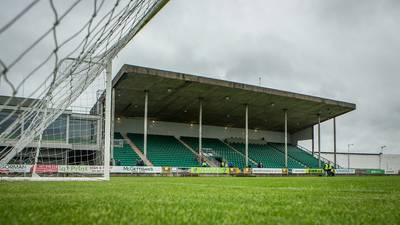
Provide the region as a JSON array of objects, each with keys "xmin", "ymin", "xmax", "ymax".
[{"xmin": 121, "ymin": 133, "xmax": 153, "ymax": 166}]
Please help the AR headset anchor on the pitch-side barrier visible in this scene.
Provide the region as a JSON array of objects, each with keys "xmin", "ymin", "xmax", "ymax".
[{"xmin": 0, "ymin": 164, "xmax": 397, "ymax": 177}]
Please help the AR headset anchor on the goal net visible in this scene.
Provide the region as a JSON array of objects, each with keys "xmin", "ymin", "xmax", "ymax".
[{"xmin": 0, "ymin": 0, "xmax": 169, "ymax": 180}]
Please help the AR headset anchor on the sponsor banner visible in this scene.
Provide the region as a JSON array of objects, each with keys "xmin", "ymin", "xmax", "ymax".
[
  {"xmin": 111, "ymin": 166, "xmax": 162, "ymax": 174},
  {"xmin": 291, "ymin": 168, "xmax": 307, "ymax": 174},
  {"xmin": 243, "ymin": 168, "xmax": 252, "ymax": 174},
  {"xmin": 229, "ymin": 168, "xmax": 241, "ymax": 174},
  {"xmin": 335, "ymin": 168, "xmax": 356, "ymax": 174},
  {"xmin": 172, "ymin": 167, "xmax": 190, "ymax": 173},
  {"xmin": 0, "ymin": 164, "xmax": 32, "ymax": 173},
  {"xmin": 366, "ymin": 169, "xmax": 385, "ymax": 175},
  {"xmin": 356, "ymin": 169, "xmax": 385, "ymax": 175},
  {"xmin": 355, "ymin": 169, "xmax": 367, "ymax": 175},
  {"xmin": 385, "ymin": 170, "xmax": 397, "ymax": 175},
  {"xmin": 0, "ymin": 165, "xmax": 163, "ymax": 174},
  {"xmin": 33, "ymin": 164, "xmax": 58, "ymax": 173},
  {"xmin": 308, "ymin": 168, "xmax": 324, "ymax": 174},
  {"xmin": 162, "ymin": 167, "xmax": 172, "ymax": 173},
  {"xmin": 59, "ymin": 165, "xmax": 91, "ymax": 174},
  {"xmin": 88, "ymin": 166, "xmax": 105, "ymax": 174},
  {"xmin": 58, "ymin": 165, "xmax": 104, "ymax": 174},
  {"xmin": 252, "ymin": 168, "xmax": 283, "ymax": 174},
  {"xmin": 190, "ymin": 167, "xmax": 229, "ymax": 174}
]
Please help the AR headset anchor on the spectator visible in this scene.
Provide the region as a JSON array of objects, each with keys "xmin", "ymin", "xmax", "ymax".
[
  {"xmin": 328, "ymin": 163, "xmax": 334, "ymax": 176},
  {"xmin": 136, "ymin": 159, "xmax": 144, "ymax": 166},
  {"xmin": 323, "ymin": 163, "xmax": 331, "ymax": 176}
]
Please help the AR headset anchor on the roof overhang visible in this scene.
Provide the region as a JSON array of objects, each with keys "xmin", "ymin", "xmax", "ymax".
[{"xmin": 113, "ymin": 65, "xmax": 356, "ymax": 133}]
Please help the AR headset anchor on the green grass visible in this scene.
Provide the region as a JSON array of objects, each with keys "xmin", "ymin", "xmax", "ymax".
[{"xmin": 1, "ymin": 176, "xmax": 400, "ymax": 225}]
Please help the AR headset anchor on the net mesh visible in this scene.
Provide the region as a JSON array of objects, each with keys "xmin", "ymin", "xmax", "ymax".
[{"xmin": 0, "ymin": 0, "xmax": 168, "ymax": 179}]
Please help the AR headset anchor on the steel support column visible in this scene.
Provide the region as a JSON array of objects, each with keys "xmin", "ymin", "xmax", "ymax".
[
  {"xmin": 311, "ymin": 125, "xmax": 314, "ymax": 155},
  {"xmin": 284, "ymin": 110, "xmax": 288, "ymax": 168},
  {"xmin": 245, "ymin": 104, "xmax": 249, "ymax": 167},
  {"xmin": 199, "ymin": 99, "xmax": 203, "ymax": 155},
  {"xmin": 333, "ymin": 117, "xmax": 337, "ymax": 168},
  {"xmin": 144, "ymin": 90, "xmax": 148, "ymax": 157},
  {"xmin": 318, "ymin": 114, "xmax": 321, "ymax": 168}
]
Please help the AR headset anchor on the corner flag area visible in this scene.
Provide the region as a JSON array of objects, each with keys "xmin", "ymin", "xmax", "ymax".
[{"xmin": 1, "ymin": 176, "xmax": 399, "ymax": 225}]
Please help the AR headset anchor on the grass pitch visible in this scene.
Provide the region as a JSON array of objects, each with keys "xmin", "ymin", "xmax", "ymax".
[{"xmin": 1, "ymin": 176, "xmax": 400, "ymax": 225}]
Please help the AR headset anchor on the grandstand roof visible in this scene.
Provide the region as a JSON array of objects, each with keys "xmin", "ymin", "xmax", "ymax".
[
  {"xmin": 113, "ymin": 65, "xmax": 356, "ymax": 133},
  {"xmin": 0, "ymin": 95, "xmax": 39, "ymax": 108}
]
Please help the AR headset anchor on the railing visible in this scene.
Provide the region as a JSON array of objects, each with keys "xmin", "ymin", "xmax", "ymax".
[
  {"xmin": 201, "ymin": 148, "xmax": 221, "ymax": 167},
  {"xmin": 113, "ymin": 139, "xmax": 124, "ymax": 148},
  {"xmin": 296, "ymin": 144, "xmax": 343, "ymax": 169}
]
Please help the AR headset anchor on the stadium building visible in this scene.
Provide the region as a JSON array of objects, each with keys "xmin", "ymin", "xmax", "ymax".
[
  {"xmin": 2, "ymin": 64, "xmax": 356, "ymax": 168},
  {"xmin": 0, "ymin": 64, "xmax": 357, "ymax": 169},
  {"xmin": 0, "ymin": 96, "xmax": 102, "ymax": 166},
  {"xmin": 3, "ymin": 64, "xmax": 400, "ymax": 177},
  {"xmin": 110, "ymin": 65, "xmax": 355, "ymax": 169}
]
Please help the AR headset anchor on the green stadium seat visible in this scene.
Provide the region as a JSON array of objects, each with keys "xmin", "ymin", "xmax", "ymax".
[
  {"xmin": 230, "ymin": 142, "xmax": 305, "ymax": 168},
  {"xmin": 180, "ymin": 136, "xmax": 255, "ymax": 169},
  {"xmin": 127, "ymin": 133, "xmax": 198, "ymax": 167},
  {"xmin": 113, "ymin": 132, "xmax": 141, "ymax": 166},
  {"xmin": 269, "ymin": 143, "xmax": 321, "ymax": 168}
]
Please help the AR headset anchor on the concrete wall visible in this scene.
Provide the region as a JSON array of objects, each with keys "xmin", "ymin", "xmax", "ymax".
[
  {"xmin": 115, "ymin": 117, "xmax": 288, "ymax": 143},
  {"xmin": 291, "ymin": 127, "xmax": 312, "ymax": 145},
  {"xmin": 321, "ymin": 153, "xmax": 400, "ymax": 171},
  {"xmin": 114, "ymin": 117, "xmax": 400, "ymax": 171}
]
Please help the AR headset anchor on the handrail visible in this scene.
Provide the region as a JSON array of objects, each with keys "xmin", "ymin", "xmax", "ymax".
[
  {"xmin": 268, "ymin": 143, "xmax": 307, "ymax": 168},
  {"xmin": 222, "ymin": 140, "xmax": 257, "ymax": 165},
  {"xmin": 296, "ymin": 144, "xmax": 343, "ymax": 168},
  {"xmin": 201, "ymin": 148, "xmax": 221, "ymax": 167}
]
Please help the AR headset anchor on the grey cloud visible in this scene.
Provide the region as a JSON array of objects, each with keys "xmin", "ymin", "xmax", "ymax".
[{"xmin": 2, "ymin": 0, "xmax": 400, "ymax": 154}]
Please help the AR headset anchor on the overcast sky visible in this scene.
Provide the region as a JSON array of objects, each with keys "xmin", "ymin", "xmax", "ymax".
[{"xmin": 1, "ymin": 0, "xmax": 399, "ymax": 154}]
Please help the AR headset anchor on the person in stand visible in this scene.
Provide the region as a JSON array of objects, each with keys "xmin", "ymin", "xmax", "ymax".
[
  {"xmin": 328, "ymin": 163, "xmax": 335, "ymax": 176},
  {"xmin": 221, "ymin": 161, "xmax": 225, "ymax": 167},
  {"xmin": 257, "ymin": 162, "xmax": 261, "ymax": 168},
  {"xmin": 260, "ymin": 162, "xmax": 264, "ymax": 168},
  {"xmin": 201, "ymin": 160, "xmax": 208, "ymax": 167},
  {"xmin": 323, "ymin": 163, "xmax": 329, "ymax": 176},
  {"xmin": 136, "ymin": 159, "xmax": 144, "ymax": 166},
  {"xmin": 228, "ymin": 161, "xmax": 234, "ymax": 168},
  {"xmin": 324, "ymin": 163, "xmax": 334, "ymax": 176}
]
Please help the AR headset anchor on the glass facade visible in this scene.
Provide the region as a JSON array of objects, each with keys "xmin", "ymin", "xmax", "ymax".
[
  {"xmin": 0, "ymin": 111, "xmax": 21, "ymax": 139},
  {"xmin": 0, "ymin": 111, "xmax": 98, "ymax": 145},
  {"xmin": 42, "ymin": 115, "xmax": 67, "ymax": 142},
  {"xmin": 69, "ymin": 118, "xmax": 97, "ymax": 145}
]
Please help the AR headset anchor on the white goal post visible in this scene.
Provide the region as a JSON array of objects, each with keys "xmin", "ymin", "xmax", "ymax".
[{"xmin": 0, "ymin": 0, "xmax": 169, "ymax": 181}]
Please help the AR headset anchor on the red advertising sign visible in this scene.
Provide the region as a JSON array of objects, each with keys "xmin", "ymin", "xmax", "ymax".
[{"xmin": 31, "ymin": 164, "xmax": 58, "ymax": 173}]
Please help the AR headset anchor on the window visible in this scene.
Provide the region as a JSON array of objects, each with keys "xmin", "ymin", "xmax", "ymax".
[{"xmin": 69, "ymin": 118, "xmax": 97, "ymax": 145}]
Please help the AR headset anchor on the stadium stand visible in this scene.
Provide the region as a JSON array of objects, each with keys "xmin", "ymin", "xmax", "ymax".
[
  {"xmin": 180, "ymin": 137, "xmax": 255, "ymax": 168},
  {"xmin": 127, "ymin": 133, "xmax": 198, "ymax": 167},
  {"xmin": 113, "ymin": 133, "xmax": 141, "ymax": 166},
  {"xmin": 269, "ymin": 143, "xmax": 321, "ymax": 168},
  {"xmin": 229, "ymin": 142, "xmax": 305, "ymax": 168}
]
